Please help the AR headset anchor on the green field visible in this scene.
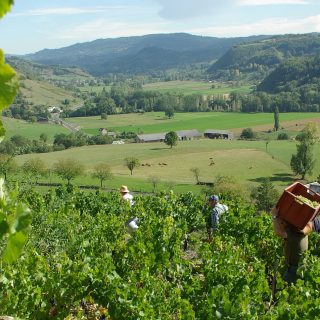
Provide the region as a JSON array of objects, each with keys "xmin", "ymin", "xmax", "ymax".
[
  {"xmin": 2, "ymin": 117, "xmax": 69, "ymax": 142},
  {"xmin": 67, "ymin": 112, "xmax": 320, "ymax": 136},
  {"xmin": 20, "ymin": 78, "xmax": 82, "ymax": 108},
  {"xmin": 14, "ymin": 139, "xmax": 320, "ymax": 193},
  {"xmin": 143, "ymin": 80, "xmax": 253, "ymax": 95}
]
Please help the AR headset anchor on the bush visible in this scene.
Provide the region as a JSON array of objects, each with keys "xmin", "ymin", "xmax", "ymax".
[
  {"xmin": 240, "ymin": 128, "xmax": 255, "ymax": 140},
  {"xmin": 277, "ymin": 132, "xmax": 289, "ymax": 140}
]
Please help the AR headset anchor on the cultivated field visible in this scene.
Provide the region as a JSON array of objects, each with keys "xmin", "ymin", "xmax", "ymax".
[{"xmin": 67, "ymin": 111, "xmax": 320, "ymax": 136}]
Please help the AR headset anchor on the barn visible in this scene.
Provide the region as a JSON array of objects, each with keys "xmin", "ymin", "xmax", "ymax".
[
  {"xmin": 204, "ymin": 129, "xmax": 233, "ymax": 140},
  {"xmin": 176, "ymin": 129, "xmax": 202, "ymax": 140},
  {"xmin": 137, "ymin": 133, "xmax": 166, "ymax": 143}
]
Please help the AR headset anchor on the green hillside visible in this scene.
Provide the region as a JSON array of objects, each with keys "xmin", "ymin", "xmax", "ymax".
[
  {"xmin": 257, "ymin": 56, "xmax": 320, "ymax": 93},
  {"xmin": 23, "ymin": 33, "xmax": 269, "ymax": 76},
  {"xmin": 208, "ymin": 33, "xmax": 320, "ymax": 81}
]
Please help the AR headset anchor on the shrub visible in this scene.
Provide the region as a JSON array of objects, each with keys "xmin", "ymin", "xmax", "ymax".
[{"xmin": 277, "ymin": 132, "xmax": 289, "ymax": 140}]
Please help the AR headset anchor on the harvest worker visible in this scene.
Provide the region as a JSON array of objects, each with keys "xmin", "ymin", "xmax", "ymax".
[
  {"xmin": 272, "ymin": 207, "xmax": 319, "ymax": 284},
  {"xmin": 119, "ymin": 185, "xmax": 134, "ymax": 207},
  {"xmin": 120, "ymin": 185, "xmax": 139, "ymax": 233},
  {"xmin": 207, "ymin": 195, "xmax": 228, "ymax": 238}
]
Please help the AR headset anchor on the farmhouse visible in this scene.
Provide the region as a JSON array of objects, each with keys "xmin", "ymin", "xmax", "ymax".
[
  {"xmin": 48, "ymin": 106, "xmax": 62, "ymax": 113},
  {"xmin": 99, "ymin": 128, "xmax": 116, "ymax": 138},
  {"xmin": 204, "ymin": 129, "xmax": 233, "ymax": 140},
  {"xmin": 176, "ymin": 129, "xmax": 202, "ymax": 140},
  {"xmin": 137, "ymin": 133, "xmax": 166, "ymax": 143}
]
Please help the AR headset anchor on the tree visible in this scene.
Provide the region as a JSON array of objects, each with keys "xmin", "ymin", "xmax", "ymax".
[
  {"xmin": 290, "ymin": 124, "xmax": 317, "ymax": 179},
  {"xmin": 39, "ymin": 133, "xmax": 48, "ymax": 143},
  {"xmin": 164, "ymin": 131, "xmax": 178, "ymax": 148},
  {"xmin": 149, "ymin": 176, "xmax": 160, "ymax": 193},
  {"xmin": 101, "ymin": 113, "xmax": 108, "ymax": 120},
  {"xmin": 274, "ymin": 106, "xmax": 280, "ymax": 131},
  {"xmin": 240, "ymin": 128, "xmax": 254, "ymax": 140},
  {"xmin": 165, "ymin": 107, "xmax": 174, "ymax": 119},
  {"xmin": 277, "ymin": 132, "xmax": 289, "ymax": 140},
  {"xmin": 251, "ymin": 178, "xmax": 279, "ymax": 212},
  {"xmin": 190, "ymin": 167, "xmax": 200, "ymax": 184},
  {"xmin": 91, "ymin": 163, "xmax": 112, "ymax": 188},
  {"xmin": 22, "ymin": 157, "xmax": 47, "ymax": 184},
  {"xmin": 124, "ymin": 157, "xmax": 140, "ymax": 175},
  {"xmin": 53, "ymin": 158, "xmax": 84, "ymax": 185},
  {"xmin": 0, "ymin": 155, "xmax": 16, "ymax": 180}
]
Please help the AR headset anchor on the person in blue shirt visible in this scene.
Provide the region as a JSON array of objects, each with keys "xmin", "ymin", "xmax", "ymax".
[{"xmin": 207, "ymin": 195, "xmax": 228, "ymax": 238}]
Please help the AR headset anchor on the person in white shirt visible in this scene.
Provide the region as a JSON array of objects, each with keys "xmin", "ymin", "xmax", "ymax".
[
  {"xmin": 119, "ymin": 185, "xmax": 134, "ymax": 207},
  {"xmin": 120, "ymin": 185, "xmax": 138, "ymax": 232}
]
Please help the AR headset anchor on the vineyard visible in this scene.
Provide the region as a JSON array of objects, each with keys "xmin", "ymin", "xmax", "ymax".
[{"xmin": 1, "ymin": 186, "xmax": 320, "ymax": 319}]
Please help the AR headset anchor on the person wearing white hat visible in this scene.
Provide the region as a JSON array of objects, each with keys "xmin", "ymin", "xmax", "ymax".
[
  {"xmin": 120, "ymin": 185, "xmax": 138, "ymax": 233},
  {"xmin": 119, "ymin": 185, "xmax": 134, "ymax": 207}
]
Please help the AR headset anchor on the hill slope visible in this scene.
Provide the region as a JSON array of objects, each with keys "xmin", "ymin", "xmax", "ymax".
[
  {"xmin": 257, "ymin": 56, "xmax": 320, "ymax": 93},
  {"xmin": 23, "ymin": 33, "xmax": 269, "ymax": 76},
  {"xmin": 208, "ymin": 33, "xmax": 320, "ymax": 81}
]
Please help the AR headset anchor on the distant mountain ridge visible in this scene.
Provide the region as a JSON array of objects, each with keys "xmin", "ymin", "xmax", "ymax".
[{"xmin": 23, "ymin": 33, "xmax": 269, "ymax": 76}]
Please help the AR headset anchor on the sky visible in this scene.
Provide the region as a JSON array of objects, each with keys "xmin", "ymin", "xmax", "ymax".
[{"xmin": 1, "ymin": 0, "xmax": 320, "ymax": 55}]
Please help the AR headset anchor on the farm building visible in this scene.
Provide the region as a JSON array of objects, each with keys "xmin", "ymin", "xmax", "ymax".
[
  {"xmin": 99, "ymin": 128, "xmax": 116, "ymax": 138},
  {"xmin": 204, "ymin": 129, "xmax": 233, "ymax": 140},
  {"xmin": 137, "ymin": 133, "xmax": 166, "ymax": 143},
  {"xmin": 176, "ymin": 129, "xmax": 202, "ymax": 140}
]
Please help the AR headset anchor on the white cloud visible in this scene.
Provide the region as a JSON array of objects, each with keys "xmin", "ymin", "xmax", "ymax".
[
  {"xmin": 189, "ymin": 15, "xmax": 320, "ymax": 37},
  {"xmin": 155, "ymin": 0, "xmax": 233, "ymax": 20},
  {"xmin": 12, "ymin": 6, "xmax": 127, "ymax": 17},
  {"xmin": 56, "ymin": 19, "xmax": 170, "ymax": 41},
  {"xmin": 237, "ymin": 0, "xmax": 309, "ymax": 5}
]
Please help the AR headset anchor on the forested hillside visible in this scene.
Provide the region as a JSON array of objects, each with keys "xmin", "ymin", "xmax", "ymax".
[
  {"xmin": 208, "ymin": 33, "xmax": 320, "ymax": 81},
  {"xmin": 23, "ymin": 33, "xmax": 268, "ymax": 76},
  {"xmin": 257, "ymin": 56, "xmax": 320, "ymax": 93}
]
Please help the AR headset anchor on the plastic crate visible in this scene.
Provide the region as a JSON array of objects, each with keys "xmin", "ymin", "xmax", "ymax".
[{"xmin": 276, "ymin": 182, "xmax": 320, "ymax": 230}]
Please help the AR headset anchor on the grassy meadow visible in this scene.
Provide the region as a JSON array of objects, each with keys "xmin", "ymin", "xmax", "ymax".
[
  {"xmin": 67, "ymin": 112, "xmax": 320, "ymax": 136},
  {"xmin": 14, "ymin": 138, "xmax": 320, "ymax": 193},
  {"xmin": 20, "ymin": 78, "xmax": 82, "ymax": 108},
  {"xmin": 143, "ymin": 80, "xmax": 252, "ymax": 95},
  {"xmin": 4, "ymin": 111, "xmax": 320, "ymax": 194},
  {"xmin": 2, "ymin": 117, "xmax": 69, "ymax": 142}
]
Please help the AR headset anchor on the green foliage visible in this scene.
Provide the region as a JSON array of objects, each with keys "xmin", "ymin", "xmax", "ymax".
[
  {"xmin": 0, "ymin": 0, "xmax": 14, "ymax": 19},
  {"xmin": 164, "ymin": 131, "xmax": 178, "ymax": 148},
  {"xmin": 277, "ymin": 132, "xmax": 289, "ymax": 140},
  {"xmin": 124, "ymin": 157, "xmax": 140, "ymax": 175},
  {"xmin": 21, "ymin": 157, "xmax": 47, "ymax": 183},
  {"xmin": 274, "ymin": 106, "xmax": 280, "ymax": 131},
  {"xmin": 4, "ymin": 186, "xmax": 320, "ymax": 318},
  {"xmin": 251, "ymin": 178, "xmax": 279, "ymax": 212},
  {"xmin": 290, "ymin": 124, "xmax": 317, "ymax": 179},
  {"xmin": 240, "ymin": 127, "xmax": 255, "ymax": 140},
  {"xmin": 0, "ymin": 51, "xmax": 18, "ymax": 135},
  {"xmin": 91, "ymin": 163, "xmax": 113, "ymax": 188},
  {"xmin": 0, "ymin": 180, "xmax": 31, "ymax": 264},
  {"xmin": 53, "ymin": 158, "xmax": 84, "ymax": 184}
]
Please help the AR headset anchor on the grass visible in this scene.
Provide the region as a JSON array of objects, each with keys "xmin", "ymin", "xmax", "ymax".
[
  {"xmin": 14, "ymin": 139, "xmax": 320, "ymax": 192},
  {"xmin": 143, "ymin": 80, "xmax": 252, "ymax": 95},
  {"xmin": 66, "ymin": 112, "xmax": 320, "ymax": 136},
  {"xmin": 20, "ymin": 79, "xmax": 82, "ymax": 108},
  {"xmin": 2, "ymin": 117, "xmax": 70, "ymax": 142}
]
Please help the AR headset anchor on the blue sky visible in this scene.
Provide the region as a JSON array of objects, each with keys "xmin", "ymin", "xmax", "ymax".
[{"xmin": 1, "ymin": 0, "xmax": 320, "ymax": 54}]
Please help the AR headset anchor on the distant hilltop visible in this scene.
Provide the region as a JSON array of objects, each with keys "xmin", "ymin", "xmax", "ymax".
[{"xmin": 22, "ymin": 33, "xmax": 270, "ymax": 76}]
